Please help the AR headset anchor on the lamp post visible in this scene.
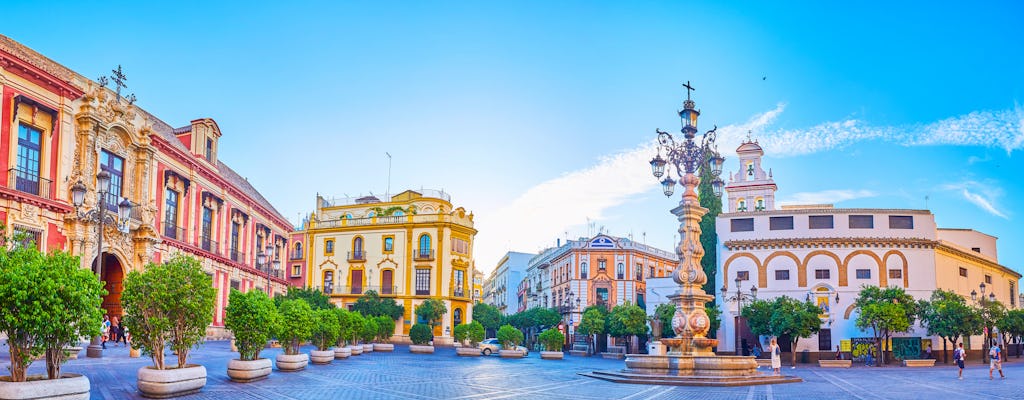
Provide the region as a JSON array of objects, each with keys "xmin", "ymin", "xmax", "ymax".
[
  {"xmin": 721, "ymin": 277, "xmax": 758, "ymax": 354},
  {"xmin": 971, "ymin": 283, "xmax": 998, "ymax": 363},
  {"xmin": 648, "ymin": 82, "xmax": 725, "ymax": 355},
  {"xmin": 257, "ymin": 244, "xmax": 280, "ymax": 296},
  {"xmin": 71, "ymin": 170, "xmax": 133, "ymax": 358}
]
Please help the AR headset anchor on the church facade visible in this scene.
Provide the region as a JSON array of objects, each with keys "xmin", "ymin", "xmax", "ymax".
[{"xmin": 715, "ymin": 137, "xmax": 1020, "ymax": 360}]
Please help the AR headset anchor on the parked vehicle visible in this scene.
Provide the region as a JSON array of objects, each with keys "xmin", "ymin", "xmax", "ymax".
[{"xmin": 479, "ymin": 338, "xmax": 528, "ymax": 356}]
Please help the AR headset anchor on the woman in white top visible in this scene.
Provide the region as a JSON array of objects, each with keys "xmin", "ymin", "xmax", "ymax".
[{"xmin": 769, "ymin": 338, "xmax": 781, "ymax": 375}]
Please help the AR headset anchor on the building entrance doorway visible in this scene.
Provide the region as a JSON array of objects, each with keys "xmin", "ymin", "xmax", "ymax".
[{"xmin": 93, "ymin": 253, "xmax": 124, "ymax": 318}]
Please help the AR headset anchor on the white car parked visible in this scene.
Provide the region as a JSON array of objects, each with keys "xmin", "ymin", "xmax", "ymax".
[{"xmin": 478, "ymin": 338, "xmax": 528, "ymax": 356}]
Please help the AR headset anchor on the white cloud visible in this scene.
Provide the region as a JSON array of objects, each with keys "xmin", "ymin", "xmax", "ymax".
[
  {"xmin": 472, "ymin": 107, "xmax": 784, "ymax": 271},
  {"xmin": 777, "ymin": 189, "xmax": 878, "ymax": 206},
  {"xmin": 939, "ymin": 181, "xmax": 1008, "ymax": 219},
  {"xmin": 756, "ymin": 104, "xmax": 1024, "ymax": 156}
]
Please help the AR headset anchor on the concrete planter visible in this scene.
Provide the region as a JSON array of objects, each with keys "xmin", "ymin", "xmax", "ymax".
[
  {"xmin": 310, "ymin": 350, "xmax": 335, "ymax": 365},
  {"xmin": 409, "ymin": 345, "xmax": 435, "ymax": 354},
  {"xmin": 0, "ymin": 373, "xmax": 89, "ymax": 400},
  {"xmin": 456, "ymin": 347, "xmax": 481, "ymax": 357},
  {"xmin": 540, "ymin": 351, "xmax": 564, "ymax": 360},
  {"xmin": 137, "ymin": 365, "xmax": 207, "ymax": 399},
  {"xmin": 361, "ymin": 344, "xmax": 374, "ymax": 352},
  {"xmin": 373, "ymin": 343, "xmax": 394, "ymax": 352},
  {"xmin": 227, "ymin": 359, "xmax": 271, "ymax": 383},
  {"xmin": 499, "ymin": 349, "xmax": 526, "ymax": 358},
  {"xmin": 348, "ymin": 345, "xmax": 363, "ymax": 355},
  {"xmin": 275, "ymin": 353, "xmax": 309, "ymax": 372},
  {"xmin": 64, "ymin": 347, "xmax": 84, "ymax": 360},
  {"xmin": 334, "ymin": 347, "xmax": 351, "ymax": 359}
]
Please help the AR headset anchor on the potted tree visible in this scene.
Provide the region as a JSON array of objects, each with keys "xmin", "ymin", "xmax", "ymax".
[
  {"xmin": 409, "ymin": 324, "xmax": 434, "ymax": 353},
  {"xmin": 497, "ymin": 324, "xmax": 526, "ymax": 358},
  {"xmin": 275, "ymin": 299, "xmax": 314, "ymax": 371},
  {"xmin": 224, "ymin": 289, "xmax": 277, "ymax": 382},
  {"xmin": 454, "ymin": 322, "xmax": 485, "ymax": 356},
  {"xmin": 347, "ymin": 312, "xmax": 365, "ymax": 355},
  {"xmin": 332, "ymin": 308, "xmax": 353, "ymax": 359},
  {"xmin": 0, "ymin": 246, "xmax": 102, "ymax": 400},
  {"xmin": 124, "ymin": 254, "xmax": 216, "ymax": 398},
  {"xmin": 373, "ymin": 316, "xmax": 396, "ymax": 351},
  {"xmin": 414, "ymin": 299, "xmax": 447, "ymax": 344},
  {"xmin": 539, "ymin": 329, "xmax": 566, "ymax": 360},
  {"xmin": 360, "ymin": 317, "xmax": 379, "ymax": 352},
  {"xmin": 310, "ymin": 308, "xmax": 340, "ymax": 364}
]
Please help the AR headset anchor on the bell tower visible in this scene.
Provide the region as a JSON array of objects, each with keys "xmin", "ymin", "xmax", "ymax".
[{"xmin": 724, "ymin": 133, "xmax": 777, "ymax": 212}]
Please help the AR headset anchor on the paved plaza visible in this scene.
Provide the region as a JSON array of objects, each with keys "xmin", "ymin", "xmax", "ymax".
[{"xmin": 2, "ymin": 341, "xmax": 1021, "ymax": 399}]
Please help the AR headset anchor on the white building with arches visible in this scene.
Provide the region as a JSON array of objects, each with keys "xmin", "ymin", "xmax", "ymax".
[{"xmin": 715, "ymin": 140, "xmax": 1020, "ymax": 360}]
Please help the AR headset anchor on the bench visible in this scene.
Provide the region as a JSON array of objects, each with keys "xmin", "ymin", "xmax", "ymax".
[
  {"xmin": 819, "ymin": 360, "xmax": 852, "ymax": 368},
  {"xmin": 569, "ymin": 344, "xmax": 589, "ymax": 357},
  {"xmin": 601, "ymin": 345, "xmax": 626, "ymax": 359},
  {"xmin": 903, "ymin": 359, "xmax": 935, "ymax": 367}
]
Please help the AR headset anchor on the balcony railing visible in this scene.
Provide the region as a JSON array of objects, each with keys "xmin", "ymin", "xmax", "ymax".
[
  {"xmin": 201, "ymin": 238, "xmax": 219, "ymax": 255},
  {"xmin": 162, "ymin": 222, "xmax": 184, "ymax": 240},
  {"xmin": 453, "ymin": 287, "xmax": 466, "ymax": 298},
  {"xmin": 230, "ymin": 249, "xmax": 245, "ymax": 263},
  {"xmin": 348, "ymin": 251, "xmax": 365, "ymax": 262},
  {"xmin": 414, "ymin": 249, "xmax": 434, "ymax": 261},
  {"xmin": 333, "ymin": 285, "xmax": 399, "ymax": 296},
  {"xmin": 289, "ymin": 250, "xmax": 303, "ymax": 260},
  {"xmin": 9, "ymin": 168, "xmax": 51, "ymax": 199}
]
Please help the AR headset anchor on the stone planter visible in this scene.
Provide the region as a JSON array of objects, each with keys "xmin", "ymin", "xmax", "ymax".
[
  {"xmin": 130, "ymin": 347, "xmax": 141, "ymax": 358},
  {"xmin": 334, "ymin": 347, "xmax": 351, "ymax": 359},
  {"xmin": 499, "ymin": 349, "xmax": 526, "ymax": 358},
  {"xmin": 275, "ymin": 353, "xmax": 309, "ymax": 372},
  {"xmin": 230, "ymin": 338, "xmax": 238, "ymax": 353},
  {"xmin": 227, "ymin": 359, "xmax": 271, "ymax": 383},
  {"xmin": 361, "ymin": 344, "xmax": 374, "ymax": 352},
  {"xmin": 373, "ymin": 343, "xmax": 394, "ymax": 352},
  {"xmin": 310, "ymin": 350, "xmax": 335, "ymax": 365},
  {"xmin": 348, "ymin": 345, "xmax": 363, "ymax": 355},
  {"xmin": 137, "ymin": 365, "xmax": 207, "ymax": 399},
  {"xmin": 540, "ymin": 351, "xmax": 564, "ymax": 360},
  {"xmin": 456, "ymin": 347, "xmax": 481, "ymax": 357},
  {"xmin": 64, "ymin": 347, "xmax": 84, "ymax": 360},
  {"xmin": 409, "ymin": 345, "xmax": 435, "ymax": 354},
  {"xmin": 0, "ymin": 373, "xmax": 89, "ymax": 400}
]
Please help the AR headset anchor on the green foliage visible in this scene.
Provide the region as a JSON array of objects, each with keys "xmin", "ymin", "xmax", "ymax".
[
  {"xmin": 578, "ymin": 308, "xmax": 607, "ymax": 336},
  {"xmin": 472, "ymin": 302, "xmax": 502, "ymax": 330},
  {"xmin": 608, "ymin": 303, "xmax": 647, "ymax": 339},
  {"xmin": 274, "ymin": 287, "xmax": 335, "ymax": 310},
  {"xmin": 415, "ymin": 299, "xmax": 447, "ymax": 327},
  {"xmin": 698, "ymin": 152, "xmax": 723, "ymax": 295},
  {"xmin": 375, "ymin": 315, "xmax": 396, "ymax": 342},
  {"xmin": 741, "ymin": 299, "xmax": 775, "ymax": 338},
  {"xmin": 276, "ymin": 299, "xmax": 314, "ymax": 355},
  {"xmin": 311, "ymin": 308, "xmax": 340, "ymax": 351},
  {"xmin": 467, "ymin": 321, "xmax": 485, "ymax": 346},
  {"xmin": 920, "ymin": 289, "xmax": 982, "ymax": 360},
  {"xmin": 655, "ymin": 303, "xmax": 676, "ymax": 338},
  {"xmin": 409, "ymin": 323, "xmax": 433, "ymax": 345},
  {"xmin": 351, "ymin": 290, "xmax": 404, "ymax": 320},
  {"xmin": 496, "ymin": 324, "xmax": 524, "ymax": 349},
  {"xmin": 508, "ymin": 307, "xmax": 562, "ymax": 330},
  {"xmin": 123, "ymin": 254, "xmax": 215, "ymax": 369},
  {"xmin": 0, "ymin": 244, "xmax": 105, "ymax": 382},
  {"xmin": 539, "ymin": 328, "xmax": 565, "ymax": 352},
  {"xmin": 978, "ymin": 299, "xmax": 1007, "ymax": 334},
  {"xmin": 333, "ymin": 308, "xmax": 355, "ymax": 346},
  {"xmin": 741, "ymin": 296, "xmax": 821, "ymax": 366},
  {"xmin": 998, "ymin": 309, "xmax": 1024, "ymax": 344},
  {"xmin": 453, "ymin": 324, "xmax": 469, "ymax": 343},
  {"xmin": 346, "ymin": 312, "xmax": 365, "ymax": 344},
  {"xmin": 705, "ymin": 302, "xmax": 722, "ymax": 339},
  {"xmin": 854, "ymin": 285, "xmax": 919, "ymax": 365},
  {"xmin": 225, "ymin": 289, "xmax": 278, "ymax": 361},
  {"xmin": 360, "ymin": 316, "xmax": 379, "ymax": 343}
]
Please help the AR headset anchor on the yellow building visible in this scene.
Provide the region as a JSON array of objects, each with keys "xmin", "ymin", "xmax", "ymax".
[
  {"xmin": 473, "ymin": 268, "xmax": 484, "ymax": 303},
  {"xmin": 304, "ymin": 189, "xmax": 476, "ymax": 344}
]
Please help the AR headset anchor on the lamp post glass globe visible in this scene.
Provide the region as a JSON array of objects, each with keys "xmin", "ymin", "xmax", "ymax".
[
  {"xmin": 709, "ymin": 152, "xmax": 725, "ymax": 175},
  {"xmin": 750, "ymin": 286, "xmax": 757, "ymax": 298},
  {"xmin": 650, "ymin": 155, "xmax": 666, "ymax": 178},
  {"xmin": 989, "ymin": 293, "xmax": 996, "ymax": 303},
  {"xmin": 96, "ymin": 170, "xmax": 111, "ymax": 193},
  {"xmin": 661, "ymin": 177, "xmax": 676, "ymax": 197},
  {"xmin": 71, "ymin": 181, "xmax": 87, "ymax": 207},
  {"xmin": 256, "ymin": 251, "xmax": 267, "ymax": 266},
  {"xmin": 711, "ymin": 178, "xmax": 724, "ymax": 198},
  {"xmin": 118, "ymin": 199, "xmax": 132, "ymax": 221}
]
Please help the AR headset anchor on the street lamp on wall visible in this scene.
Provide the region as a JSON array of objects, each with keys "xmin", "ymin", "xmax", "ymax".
[{"xmin": 72, "ymin": 169, "xmax": 134, "ymax": 359}]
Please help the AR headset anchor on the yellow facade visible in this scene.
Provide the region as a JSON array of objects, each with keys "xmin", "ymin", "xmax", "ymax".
[{"xmin": 303, "ymin": 189, "xmax": 476, "ymax": 344}]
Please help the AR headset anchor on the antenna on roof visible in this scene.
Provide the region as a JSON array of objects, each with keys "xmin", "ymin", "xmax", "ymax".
[{"xmin": 385, "ymin": 152, "xmax": 392, "ymax": 199}]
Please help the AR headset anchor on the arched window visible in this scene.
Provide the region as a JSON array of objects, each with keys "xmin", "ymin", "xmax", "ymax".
[
  {"xmin": 737, "ymin": 199, "xmax": 747, "ymax": 212},
  {"xmin": 616, "ymin": 263, "xmax": 625, "ymax": 279},
  {"xmin": 580, "ymin": 262, "xmax": 588, "ymax": 279},
  {"xmin": 418, "ymin": 234, "xmax": 432, "ymax": 259},
  {"xmin": 294, "ymin": 242, "xmax": 302, "ymax": 258},
  {"xmin": 454, "ymin": 308, "xmax": 463, "ymax": 325},
  {"xmin": 755, "ymin": 197, "xmax": 765, "ymax": 211},
  {"xmin": 381, "ymin": 269, "xmax": 394, "ymax": 294},
  {"xmin": 325, "ymin": 239, "xmax": 334, "ymax": 255},
  {"xmin": 353, "ymin": 237, "xmax": 363, "ymax": 253}
]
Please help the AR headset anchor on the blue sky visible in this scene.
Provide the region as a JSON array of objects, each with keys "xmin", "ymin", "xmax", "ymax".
[{"xmin": 5, "ymin": 1, "xmax": 1022, "ymax": 273}]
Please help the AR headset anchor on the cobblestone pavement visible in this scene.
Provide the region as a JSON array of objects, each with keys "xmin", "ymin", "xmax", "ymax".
[{"xmin": 3, "ymin": 341, "xmax": 1022, "ymax": 399}]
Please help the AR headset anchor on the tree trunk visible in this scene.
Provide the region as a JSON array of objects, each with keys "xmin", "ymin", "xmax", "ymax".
[
  {"xmin": 45, "ymin": 347, "xmax": 62, "ymax": 379},
  {"xmin": 942, "ymin": 338, "xmax": 948, "ymax": 364},
  {"xmin": 9, "ymin": 343, "xmax": 27, "ymax": 382},
  {"xmin": 152, "ymin": 346, "xmax": 165, "ymax": 370},
  {"xmin": 791, "ymin": 340, "xmax": 799, "ymax": 366}
]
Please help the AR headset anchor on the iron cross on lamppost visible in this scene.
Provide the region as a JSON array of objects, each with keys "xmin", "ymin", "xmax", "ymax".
[{"xmin": 70, "ymin": 170, "xmax": 134, "ymax": 358}]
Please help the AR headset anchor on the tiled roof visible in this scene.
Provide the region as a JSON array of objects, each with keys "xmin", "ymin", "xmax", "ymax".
[{"xmin": 172, "ymin": 125, "xmax": 192, "ymax": 134}]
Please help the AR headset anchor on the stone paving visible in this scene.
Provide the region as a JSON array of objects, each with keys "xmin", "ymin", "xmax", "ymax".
[{"xmin": 3, "ymin": 341, "xmax": 1023, "ymax": 399}]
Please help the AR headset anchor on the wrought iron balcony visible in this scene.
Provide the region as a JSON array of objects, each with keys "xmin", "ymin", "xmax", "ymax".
[
  {"xmin": 230, "ymin": 249, "xmax": 245, "ymax": 263},
  {"xmin": 162, "ymin": 221, "xmax": 184, "ymax": 241},
  {"xmin": 201, "ymin": 238, "xmax": 219, "ymax": 255},
  {"xmin": 453, "ymin": 287, "xmax": 466, "ymax": 298},
  {"xmin": 333, "ymin": 285, "xmax": 399, "ymax": 296},
  {"xmin": 8, "ymin": 168, "xmax": 51, "ymax": 199},
  {"xmin": 347, "ymin": 251, "xmax": 365, "ymax": 262},
  {"xmin": 414, "ymin": 248, "xmax": 434, "ymax": 261},
  {"xmin": 289, "ymin": 250, "xmax": 303, "ymax": 260}
]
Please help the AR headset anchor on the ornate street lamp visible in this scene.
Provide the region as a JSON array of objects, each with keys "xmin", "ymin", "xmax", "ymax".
[
  {"xmin": 72, "ymin": 170, "xmax": 134, "ymax": 358},
  {"xmin": 647, "ymin": 81, "xmax": 725, "ymax": 356},
  {"xmin": 258, "ymin": 244, "xmax": 280, "ymax": 296},
  {"xmin": 721, "ymin": 277, "xmax": 758, "ymax": 354}
]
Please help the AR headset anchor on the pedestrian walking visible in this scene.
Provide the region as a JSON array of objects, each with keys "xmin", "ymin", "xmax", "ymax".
[
  {"xmin": 101, "ymin": 315, "xmax": 110, "ymax": 349},
  {"xmin": 835, "ymin": 345, "xmax": 843, "ymax": 360},
  {"xmin": 117, "ymin": 317, "xmax": 127, "ymax": 345},
  {"xmin": 110, "ymin": 316, "xmax": 120, "ymax": 345},
  {"xmin": 989, "ymin": 343, "xmax": 1005, "ymax": 379},
  {"xmin": 769, "ymin": 338, "xmax": 781, "ymax": 375},
  {"xmin": 954, "ymin": 342, "xmax": 965, "ymax": 380},
  {"xmin": 926, "ymin": 344, "xmax": 932, "ymax": 359}
]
